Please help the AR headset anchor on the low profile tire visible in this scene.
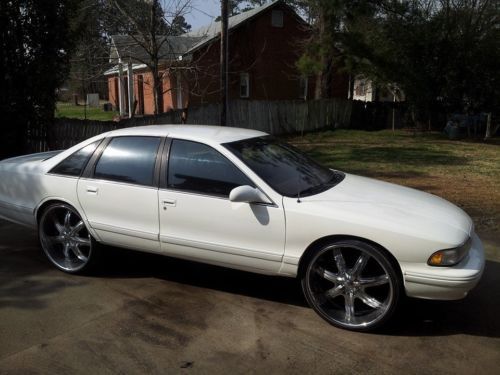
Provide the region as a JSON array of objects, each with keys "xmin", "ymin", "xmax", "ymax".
[
  {"xmin": 38, "ymin": 203, "xmax": 100, "ymax": 274},
  {"xmin": 301, "ymin": 240, "xmax": 402, "ymax": 331}
]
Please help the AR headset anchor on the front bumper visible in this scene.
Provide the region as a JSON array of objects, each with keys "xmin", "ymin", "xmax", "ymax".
[{"xmin": 402, "ymin": 232, "xmax": 485, "ymax": 300}]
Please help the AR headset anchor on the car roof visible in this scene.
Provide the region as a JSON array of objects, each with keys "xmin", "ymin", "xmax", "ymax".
[{"xmin": 106, "ymin": 125, "xmax": 267, "ymax": 144}]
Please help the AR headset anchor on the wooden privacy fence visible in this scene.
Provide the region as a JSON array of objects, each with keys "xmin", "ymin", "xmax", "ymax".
[
  {"xmin": 31, "ymin": 98, "xmax": 357, "ymax": 152},
  {"xmin": 45, "ymin": 110, "xmax": 180, "ymax": 150},
  {"xmin": 184, "ymin": 99, "xmax": 353, "ymax": 134}
]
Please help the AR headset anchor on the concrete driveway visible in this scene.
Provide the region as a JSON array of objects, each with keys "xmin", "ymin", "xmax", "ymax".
[{"xmin": 1, "ymin": 219, "xmax": 499, "ymax": 374}]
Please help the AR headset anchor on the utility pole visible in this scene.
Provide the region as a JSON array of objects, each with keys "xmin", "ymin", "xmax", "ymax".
[{"xmin": 220, "ymin": 0, "xmax": 229, "ymax": 126}]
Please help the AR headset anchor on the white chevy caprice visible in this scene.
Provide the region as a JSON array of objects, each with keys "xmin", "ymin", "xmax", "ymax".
[{"xmin": 0, "ymin": 125, "xmax": 485, "ymax": 331}]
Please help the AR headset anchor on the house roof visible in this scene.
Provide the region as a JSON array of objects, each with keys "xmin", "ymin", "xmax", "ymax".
[
  {"xmin": 108, "ymin": 0, "xmax": 293, "ymax": 67},
  {"xmin": 109, "ymin": 34, "xmax": 203, "ymax": 64},
  {"xmin": 182, "ymin": 0, "xmax": 280, "ymax": 54}
]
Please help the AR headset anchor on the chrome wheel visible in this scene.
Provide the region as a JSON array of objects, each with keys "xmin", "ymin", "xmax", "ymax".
[
  {"xmin": 39, "ymin": 204, "xmax": 92, "ymax": 273},
  {"xmin": 303, "ymin": 241, "xmax": 400, "ymax": 330}
]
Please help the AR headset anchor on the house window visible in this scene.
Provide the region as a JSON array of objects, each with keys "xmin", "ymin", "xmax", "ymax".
[
  {"xmin": 240, "ymin": 73, "xmax": 249, "ymax": 98},
  {"xmin": 271, "ymin": 10, "xmax": 284, "ymax": 27},
  {"xmin": 355, "ymin": 81, "xmax": 366, "ymax": 96},
  {"xmin": 299, "ymin": 76, "xmax": 308, "ymax": 99}
]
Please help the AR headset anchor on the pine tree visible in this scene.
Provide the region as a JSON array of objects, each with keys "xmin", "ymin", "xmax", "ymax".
[{"xmin": 0, "ymin": 0, "xmax": 78, "ymax": 158}]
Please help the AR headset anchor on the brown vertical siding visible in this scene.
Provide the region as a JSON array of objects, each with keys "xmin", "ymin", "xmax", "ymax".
[{"xmin": 187, "ymin": 4, "xmax": 312, "ymax": 106}]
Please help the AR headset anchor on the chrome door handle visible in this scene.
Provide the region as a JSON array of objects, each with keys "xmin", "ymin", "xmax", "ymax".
[
  {"xmin": 162, "ymin": 199, "xmax": 176, "ymax": 207},
  {"xmin": 87, "ymin": 186, "xmax": 98, "ymax": 194}
]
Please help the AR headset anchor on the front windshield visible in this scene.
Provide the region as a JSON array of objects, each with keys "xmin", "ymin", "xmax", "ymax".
[{"xmin": 224, "ymin": 136, "xmax": 344, "ymax": 197}]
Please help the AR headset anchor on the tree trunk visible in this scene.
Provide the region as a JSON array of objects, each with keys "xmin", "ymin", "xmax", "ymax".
[
  {"xmin": 220, "ymin": 0, "xmax": 229, "ymax": 126},
  {"xmin": 314, "ymin": 72, "xmax": 322, "ymax": 100},
  {"xmin": 484, "ymin": 112, "xmax": 492, "ymax": 140},
  {"xmin": 313, "ymin": 5, "xmax": 329, "ymax": 100},
  {"xmin": 151, "ymin": 64, "xmax": 163, "ymax": 115}
]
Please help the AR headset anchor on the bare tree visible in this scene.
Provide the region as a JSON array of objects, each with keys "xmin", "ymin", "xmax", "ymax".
[
  {"xmin": 106, "ymin": 0, "xmax": 193, "ymax": 115},
  {"xmin": 220, "ymin": 0, "xmax": 229, "ymax": 126},
  {"xmin": 67, "ymin": 0, "xmax": 112, "ymax": 117}
]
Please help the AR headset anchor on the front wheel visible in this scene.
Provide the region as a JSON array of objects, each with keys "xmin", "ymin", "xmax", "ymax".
[
  {"xmin": 301, "ymin": 240, "xmax": 402, "ymax": 331},
  {"xmin": 39, "ymin": 203, "xmax": 100, "ymax": 274}
]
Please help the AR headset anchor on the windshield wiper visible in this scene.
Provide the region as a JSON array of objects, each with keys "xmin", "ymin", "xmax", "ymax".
[
  {"xmin": 296, "ymin": 172, "xmax": 345, "ymax": 199},
  {"xmin": 296, "ymin": 184, "xmax": 327, "ymax": 198}
]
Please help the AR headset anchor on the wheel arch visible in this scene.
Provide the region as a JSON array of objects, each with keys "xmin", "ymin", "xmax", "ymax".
[
  {"xmin": 297, "ymin": 234, "xmax": 404, "ymax": 283},
  {"xmin": 35, "ymin": 198, "xmax": 101, "ymax": 242},
  {"xmin": 35, "ymin": 198, "xmax": 79, "ymax": 223}
]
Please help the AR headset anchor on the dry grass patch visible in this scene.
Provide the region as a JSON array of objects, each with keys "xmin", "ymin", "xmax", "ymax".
[{"xmin": 289, "ymin": 130, "xmax": 500, "ymax": 233}]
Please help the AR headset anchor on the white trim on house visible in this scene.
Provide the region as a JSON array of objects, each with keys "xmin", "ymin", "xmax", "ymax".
[
  {"xmin": 118, "ymin": 64, "xmax": 125, "ymax": 115},
  {"xmin": 127, "ymin": 62, "xmax": 134, "ymax": 118},
  {"xmin": 104, "ymin": 64, "xmax": 147, "ymax": 76}
]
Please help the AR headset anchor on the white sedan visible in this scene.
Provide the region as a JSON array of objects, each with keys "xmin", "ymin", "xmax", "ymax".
[{"xmin": 0, "ymin": 125, "xmax": 485, "ymax": 331}]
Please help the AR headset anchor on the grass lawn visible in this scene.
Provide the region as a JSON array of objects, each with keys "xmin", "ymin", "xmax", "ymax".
[
  {"xmin": 55, "ymin": 102, "xmax": 117, "ymax": 121},
  {"xmin": 289, "ymin": 129, "xmax": 500, "ymax": 234}
]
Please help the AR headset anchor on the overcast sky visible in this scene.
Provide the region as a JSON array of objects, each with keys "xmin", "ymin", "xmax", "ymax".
[{"xmin": 184, "ymin": 0, "xmax": 221, "ymax": 30}]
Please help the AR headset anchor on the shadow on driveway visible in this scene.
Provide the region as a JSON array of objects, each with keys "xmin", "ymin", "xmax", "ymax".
[
  {"xmin": 96, "ymin": 247, "xmax": 308, "ymax": 308},
  {"xmin": 1, "ymin": 220, "xmax": 499, "ymax": 338},
  {"xmin": 0, "ymin": 222, "xmax": 87, "ymax": 310},
  {"xmin": 387, "ymin": 260, "xmax": 500, "ymax": 338},
  {"xmin": 96, "ymin": 247, "xmax": 500, "ymax": 338}
]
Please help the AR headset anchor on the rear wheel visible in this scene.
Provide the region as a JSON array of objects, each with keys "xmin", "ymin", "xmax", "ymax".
[
  {"xmin": 39, "ymin": 203, "xmax": 99, "ymax": 273},
  {"xmin": 301, "ymin": 240, "xmax": 402, "ymax": 331}
]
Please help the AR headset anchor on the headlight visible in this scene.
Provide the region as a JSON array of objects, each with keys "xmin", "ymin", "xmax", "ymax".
[{"xmin": 428, "ymin": 237, "xmax": 471, "ymax": 266}]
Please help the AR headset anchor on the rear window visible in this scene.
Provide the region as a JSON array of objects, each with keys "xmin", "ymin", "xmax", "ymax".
[
  {"xmin": 50, "ymin": 141, "xmax": 101, "ymax": 177},
  {"xmin": 94, "ymin": 136, "xmax": 161, "ymax": 186}
]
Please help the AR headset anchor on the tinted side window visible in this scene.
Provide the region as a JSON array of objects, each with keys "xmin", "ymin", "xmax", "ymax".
[
  {"xmin": 50, "ymin": 140, "xmax": 100, "ymax": 176},
  {"xmin": 94, "ymin": 136, "xmax": 161, "ymax": 186},
  {"xmin": 168, "ymin": 139, "xmax": 254, "ymax": 197}
]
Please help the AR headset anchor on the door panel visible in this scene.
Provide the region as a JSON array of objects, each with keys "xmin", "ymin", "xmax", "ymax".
[
  {"xmin": 78, "ymin": 179, "xmax": 160, "ymax": 252},
  {"xmin": 159, "ymin": 190, "xmax": 285, "ymax": 272},
  {"xmin": 158, "ymin": 139, "xmax": 285, "ymax": 273},
  {"xmin": 76, "ymin": 136, "xmax": 162, "ymax": 252}
]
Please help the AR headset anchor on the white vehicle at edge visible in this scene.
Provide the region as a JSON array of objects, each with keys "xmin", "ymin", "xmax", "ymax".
[{"xmin": 0, "ymin": 125, "xmax": 485, "ymax": 331}]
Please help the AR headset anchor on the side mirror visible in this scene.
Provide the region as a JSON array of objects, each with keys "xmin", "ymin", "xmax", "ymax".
[{"xmin": 229, "ymin": 185, "xmax": 271, "ymax": 204}]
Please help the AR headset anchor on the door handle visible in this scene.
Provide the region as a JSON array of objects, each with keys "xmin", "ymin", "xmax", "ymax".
[
  {"xmin": 162, "ymin": 199, "xmax": 176, "ymax": 207},
  {"xmin": 87, "ymin": 186, "xmax": 98, "ymax": 194}
]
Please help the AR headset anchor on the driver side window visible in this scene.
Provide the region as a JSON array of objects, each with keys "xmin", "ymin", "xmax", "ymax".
[{"xmin": 167, "ymin": 139, "xmax": 254, "ymax": 197}]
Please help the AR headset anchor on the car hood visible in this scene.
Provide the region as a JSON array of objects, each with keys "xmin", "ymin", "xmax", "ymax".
[{"xmin": 302, "ymin": 173, "xmax": 473, "ymax": 237}]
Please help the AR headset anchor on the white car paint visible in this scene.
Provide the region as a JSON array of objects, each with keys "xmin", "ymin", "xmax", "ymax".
[
  {"xmin": 280, "ymin": 173, "xmax": 482, "ymax": 299},
  {"xmin": 0, "ymin": 125, "xmax": 485, "ymax": 302},
  {"xmin": 158, "ymin": 189, "xmax": 285, "ymax": 273},
  {"xmin": 77, "ymin": 178, "xmax": 161, "ymax": 253}
]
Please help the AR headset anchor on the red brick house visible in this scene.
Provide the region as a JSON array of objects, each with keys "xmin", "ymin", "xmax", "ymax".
[
  {"xmin": 105, "ymin": 1, "xmax": 348, "ymax": 116},
  {"xmin": 105, "ymin": 35, "xmax": 201, "ymax": 116}
]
